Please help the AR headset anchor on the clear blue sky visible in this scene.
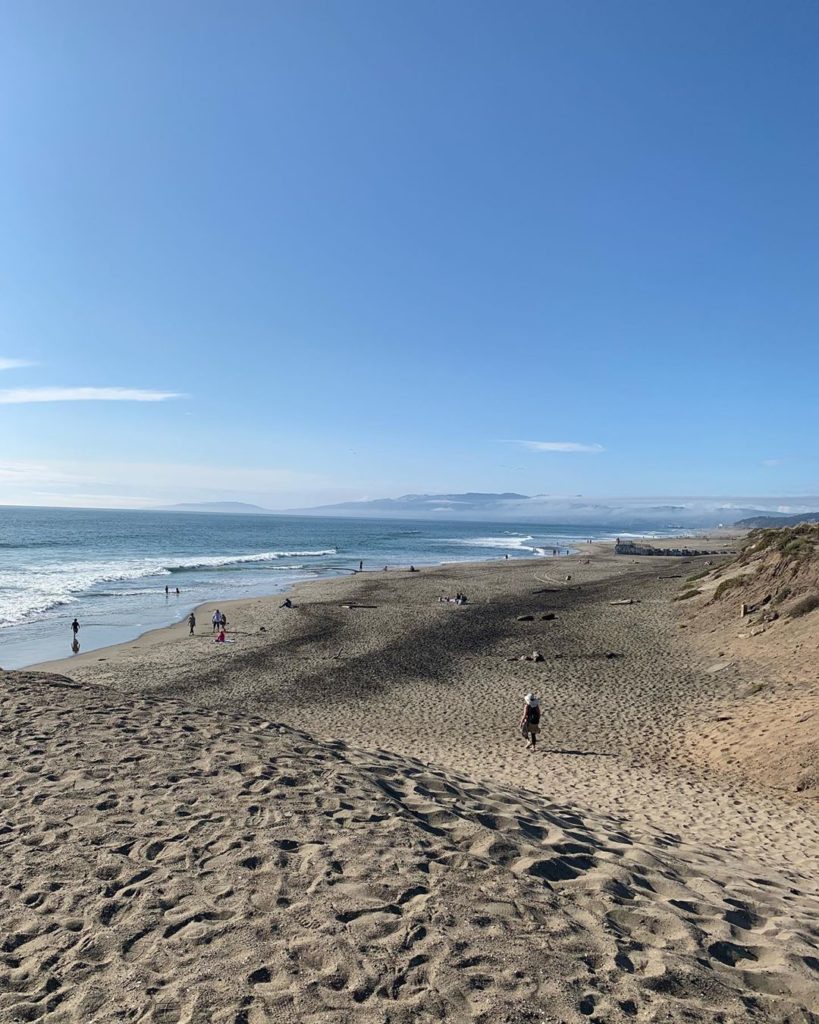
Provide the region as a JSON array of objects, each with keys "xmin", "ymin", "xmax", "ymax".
[{"xmin": 2, "ymin": 0, "xmax": 818, "ymax": 508}]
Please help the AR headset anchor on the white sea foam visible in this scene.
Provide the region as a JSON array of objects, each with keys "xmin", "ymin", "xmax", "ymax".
[
  {"xmin": 162, "ymin": 550, "xmax": 335, "ymax": 570},
  {"xmin": 447, "ymin": 535, "xmax": 546, "ymax": 554},
  {"xmin": 0, "ymin": 549, "xmax": 337, "ymax": 627}
]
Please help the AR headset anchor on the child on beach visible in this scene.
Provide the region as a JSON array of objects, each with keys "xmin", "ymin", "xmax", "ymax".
[{"xmin": 520, "ymin": 693, "xmax": 541, "ymax": 751}]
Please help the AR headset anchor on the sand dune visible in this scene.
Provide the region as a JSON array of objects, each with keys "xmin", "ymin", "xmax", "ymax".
[
  {"xmin": 2, "ymin": 671, "xmax": 818, "ymax": 1023},
  {"xmin": 673, "ymin": 526, "xmax": 819, "ymax": 797}
]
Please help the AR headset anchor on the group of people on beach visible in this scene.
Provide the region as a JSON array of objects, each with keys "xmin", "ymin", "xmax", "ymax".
[{"xmin": 439, "ymin": 591, "xmax": 468, "ymax": 605}]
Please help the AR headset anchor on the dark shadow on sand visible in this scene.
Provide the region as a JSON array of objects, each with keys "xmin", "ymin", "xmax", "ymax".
[{"xmin": 539, "ymin": 748, "xmax": 616, "ymax": 757}]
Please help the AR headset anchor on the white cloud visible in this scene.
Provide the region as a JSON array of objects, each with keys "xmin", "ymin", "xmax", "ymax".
[
  {"xmin": 0, "ymin": 387, "xmax": 182, "ymax": 404},
  {"xmin": 0, "ymin": 358, "xmax": 35, "ymax": 371},
  {"xmin": 0, "ymin": 458, "xmax": 329, "ymax": 509},
  {"xmin": 510, "ymin": 440, "xmax": 605, "ymax": 453},
  {"xmin": 761, "ymin": 458, "xmax": 785, "ymax": 468}
]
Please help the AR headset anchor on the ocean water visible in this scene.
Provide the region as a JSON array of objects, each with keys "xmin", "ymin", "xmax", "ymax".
[{"xmin": 1, "ymin": 506, "xmax": 631, "ymax": 669}]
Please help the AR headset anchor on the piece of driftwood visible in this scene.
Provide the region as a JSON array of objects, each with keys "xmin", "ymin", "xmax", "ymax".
[{"xmin": 610, "ymin": 598, "xmax": 640, "ymax": 606}]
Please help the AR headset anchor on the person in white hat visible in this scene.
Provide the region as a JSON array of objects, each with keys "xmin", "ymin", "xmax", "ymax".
[{"xmin": 520, "ymin": 693, "xmax": 541, "ymax": 751}]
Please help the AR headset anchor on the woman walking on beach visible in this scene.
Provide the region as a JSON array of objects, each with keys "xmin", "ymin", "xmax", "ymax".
[{"xmin": 520, "ymin": 693, "xmax": 541, "ymax": 751}]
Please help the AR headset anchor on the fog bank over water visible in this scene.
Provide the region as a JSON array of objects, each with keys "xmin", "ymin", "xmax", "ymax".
[{"xmin": 287, "ymin": 492, "xmax": 819, "ymax": 527}]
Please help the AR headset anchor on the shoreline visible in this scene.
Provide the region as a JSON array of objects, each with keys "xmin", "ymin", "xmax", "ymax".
[
  {"xmin": 24, "ymin": 530, "xmax": 732, "ymax": 672},
  {"xmin": 29, "ymin": 552, "xmax": 580, "ymax": 674},
  {"xmin": 24, "ymin": 549, "xmax": 588, "ymax": 673}
]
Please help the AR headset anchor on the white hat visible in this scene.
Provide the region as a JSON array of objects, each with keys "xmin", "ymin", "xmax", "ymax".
[{"xmin": 524, "ymin": 693, "xmax": 540, "ymax": 706}]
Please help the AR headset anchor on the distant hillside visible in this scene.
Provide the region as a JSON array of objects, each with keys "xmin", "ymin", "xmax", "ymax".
[
  {"xmin": 735, "ymin": 512, "xmax": 819, "ymax": 528},
  {"xmin": 287, "ymin": 492, "xmax": 819, "ymax": 526},
  {"xmin": 157, "ymin": 502, "xmax": 275, "ymax": 515}
]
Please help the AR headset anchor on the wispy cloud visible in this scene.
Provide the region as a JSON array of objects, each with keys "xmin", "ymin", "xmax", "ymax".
[
  {"xmin": 0, "ymin": 458, "xmax": 327, "ymax": 509},
  {"xmin": 509, "ymin": 440, "xmax": 605, "ymax": 454},
  {"xmin": 761, "ymin": 458, "xmax": 785, "ymax": 468},
  {"xmin": 0, "ymin": 358, "xmax": 35, "ymax": 372},
  {"xmin": 0, "ymin": 387, "xmax": 182, "ymax": 404}
]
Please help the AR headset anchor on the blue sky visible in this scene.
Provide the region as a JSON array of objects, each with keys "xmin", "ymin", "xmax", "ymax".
[{"xmin": 2, "ymin": 0, "xmax": 818, "ymax": 509}]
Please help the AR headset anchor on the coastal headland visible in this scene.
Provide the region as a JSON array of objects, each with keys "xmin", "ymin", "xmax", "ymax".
[{"xmin": 4, "ymin": 540, "xmax": 819, "ymax": 1022}]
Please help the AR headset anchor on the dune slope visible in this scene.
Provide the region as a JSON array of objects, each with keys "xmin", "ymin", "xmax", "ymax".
[{"xmin": 2, "ymin": 671, "xmax": 818, "ymax": 1024}]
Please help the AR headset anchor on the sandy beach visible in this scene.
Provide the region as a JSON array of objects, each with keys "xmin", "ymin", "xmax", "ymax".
[{"xmin": 4, "ymin": 542, "xmax": 819, "ymax": 1022}]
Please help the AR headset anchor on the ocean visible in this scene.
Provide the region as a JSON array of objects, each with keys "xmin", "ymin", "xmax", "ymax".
[{"xmin": 1, "ymin": 506, "xmax": 652, "ymax": 669}]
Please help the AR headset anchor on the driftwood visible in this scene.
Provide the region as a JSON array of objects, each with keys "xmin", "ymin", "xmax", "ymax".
[{"xmin": 610, "ymin": 598, "xmax": 640, "ymax": 606}]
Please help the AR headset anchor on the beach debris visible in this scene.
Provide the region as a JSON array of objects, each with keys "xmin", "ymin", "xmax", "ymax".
[
  {"xmin": 531, "ymin": 587, "xmax": 558, "ymax": 594},
  {"xmin": 341, "ymin": 603, "xmax": 377, "ymax": 609},
  {"xmin": 605, "ymin": 651, "xmax": 620, "ymax": 659},
  {"xmin": 515, "ymin": 649, "xmax": 544, "ymax": 662},
  {"xmin": 516, "ymin": 614, "xmax": 535, "ymax": 622},
  {"xmin": 658, "ymin": 574, "xmax": 683, "ymax": 579},
  {"xmin": 541, "ymin": 613, "xmax": 557, "ymax": 621},
  {"xmin": 565, "ymin": 574, "xmax": 572, "ymax": 581},
  {"xmin": 610, "ymin": 598, "xmax": 639, "ymax": 606},
  {"xmin": 259, "ymin": 626, "xmax": 267, "ymax": 632}
]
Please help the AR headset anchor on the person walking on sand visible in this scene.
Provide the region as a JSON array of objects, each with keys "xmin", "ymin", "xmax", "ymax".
[
  {"xmin": 188, "ymin": 612, "xmax": 196, "ymax": 635},
  {"xmin": 212, "ymin": 609, "xmax": 221, "ymax": 633},
  {"xmin": 520, "ymin": 693, "xmax": 541, "ymax": 751}
]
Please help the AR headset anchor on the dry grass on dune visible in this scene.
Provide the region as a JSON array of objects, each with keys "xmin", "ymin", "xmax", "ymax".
[
  {"xmin": 675, "ymin": 525, "xmax": 819, "ymax": 797},
  {"xmin": 2, "ymin": 672, "xmax": 819, "ymax": 1024}
]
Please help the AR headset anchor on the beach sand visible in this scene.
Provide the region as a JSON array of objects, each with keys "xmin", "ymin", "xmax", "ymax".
[{"xmin": 4, "ymin": 544, "xmax": 818, "ymax": 1022}]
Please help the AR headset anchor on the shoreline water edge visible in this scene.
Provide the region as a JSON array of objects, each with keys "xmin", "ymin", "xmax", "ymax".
[
  {"xmin": 29, "ymin": 532, "xmax": 737, "ymax": 676},
  {"xmin": 0, "ymin": 505, "xmax": 713, "ymax": 669}
]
